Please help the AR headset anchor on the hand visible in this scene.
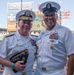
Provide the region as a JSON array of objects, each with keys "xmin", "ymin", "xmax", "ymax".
[{"xmin": 14, "ymin": 61, "xmax": 26, "ymax": 71}]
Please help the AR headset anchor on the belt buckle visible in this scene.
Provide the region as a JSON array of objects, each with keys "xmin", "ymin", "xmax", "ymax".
[
  {"xmin": 22, "ymin": 72, "xmax": 26, "ymax": 75},
  {"xmin": 42, "ymin": 67, "xmax": 46, "ymax": 71}
]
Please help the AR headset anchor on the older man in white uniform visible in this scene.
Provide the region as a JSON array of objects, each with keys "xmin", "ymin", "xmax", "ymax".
[
  {"xmin": 0, "ymin": 10, "xmax": 36, "ymax": 75},
  {"xmin": 34, "ymin": 1, "xmax": 74, "ymax": 75}
]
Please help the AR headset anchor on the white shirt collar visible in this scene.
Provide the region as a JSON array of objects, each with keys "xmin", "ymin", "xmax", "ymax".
[{"xmin": 15, "ymin": 30, "xmax": 29, "ymax": 41}]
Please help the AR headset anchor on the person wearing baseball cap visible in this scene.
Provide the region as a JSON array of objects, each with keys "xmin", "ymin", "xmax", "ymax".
[{"xmin": 34, "ymin": 1, "xmax": 74, "ymax": 75}]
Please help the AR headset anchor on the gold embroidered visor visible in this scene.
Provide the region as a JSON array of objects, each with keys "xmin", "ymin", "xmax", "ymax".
[{"xmin": 19, "ymin": 16, "xmax": 33, "ymax": 21}]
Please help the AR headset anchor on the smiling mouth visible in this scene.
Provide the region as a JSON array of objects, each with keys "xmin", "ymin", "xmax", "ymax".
[
  {"xmin": 48, "ymin": 20, "xmax": 52, "ymax": 22},
  {"xmin": 46, "ymin": 18, "xmax": 53, "ymax": 22},
  {"xmin": 23, "ymin": 27, "xmax": 30, "ymax": 30},
  {"xmin": 46, "ymin": 20, "xmax": 53, "ymax": 23}
]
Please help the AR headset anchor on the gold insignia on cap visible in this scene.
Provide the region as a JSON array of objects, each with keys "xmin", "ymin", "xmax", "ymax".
[
  {"xmin": 19, "ymin": 11, "xmax": 33, "ymax": 21},
  {"xmin": 46, "ymin": 3, "xmax": 51, "ymax": 9},
  {"xmin": 25, "ymin": 11, "xmax": 31, "ymax": 17}
]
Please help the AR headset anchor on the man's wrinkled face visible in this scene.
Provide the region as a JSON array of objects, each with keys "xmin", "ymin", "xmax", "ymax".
[
  {"xmin": 18, "ymin": 20, "xmax": 32, "ymax": 35},
  {"xmin": 43, "ymin": 12, "xmax": 58, "ymax": 30}
]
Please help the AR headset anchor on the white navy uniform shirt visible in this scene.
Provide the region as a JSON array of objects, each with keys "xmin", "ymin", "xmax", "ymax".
[
  {"xmin": 0, "ymin": 31, "xmax": 36, "ymax": 75},
  {"xmin": 34, "ymin": 24, "xmax": 74, "ymax": 75}
]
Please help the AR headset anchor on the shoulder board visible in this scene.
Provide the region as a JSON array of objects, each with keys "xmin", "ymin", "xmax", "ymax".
[{"xmin": 5, "ymin": 33, "xmax": 14, "ymax": 37}]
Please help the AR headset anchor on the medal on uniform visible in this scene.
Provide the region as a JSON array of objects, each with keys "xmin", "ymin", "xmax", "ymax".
[
  {"xmin": 49, "ymin": 31, "xmax": 59, "ymax": 49},
  {"xmin": 49, "ymin": 31, "xmax": 59, "ymax": 40},
  {"xmin": 50, "ymin": 45, "xmax": 54, "ymax": 49},
  {"xmin": 50, "ymin": 39, "xmax": 54, "ymax": 49}
]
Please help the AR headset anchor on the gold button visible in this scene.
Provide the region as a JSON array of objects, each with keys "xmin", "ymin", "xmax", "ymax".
[
  {"xmin": 50, "ymin": 45, "xmax": 54, "ymax": 49},
  {"xmin": 22, "ymin": 57, "xmax": 25, "ymax": 61}
]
